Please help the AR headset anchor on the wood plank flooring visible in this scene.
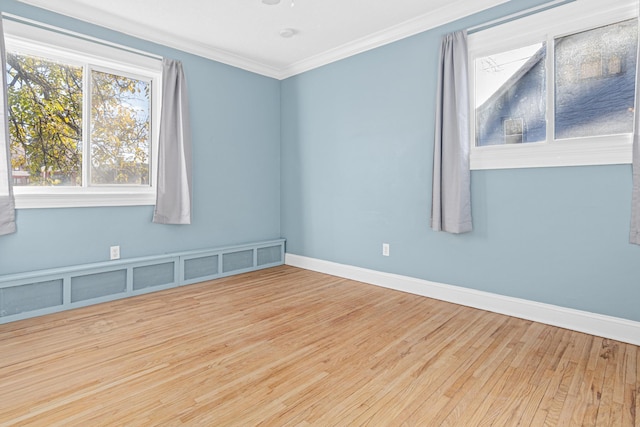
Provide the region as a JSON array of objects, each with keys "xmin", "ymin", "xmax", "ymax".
[{"xmin": 0, "ymin": 265, "xmax": 638, "ymax": 426}]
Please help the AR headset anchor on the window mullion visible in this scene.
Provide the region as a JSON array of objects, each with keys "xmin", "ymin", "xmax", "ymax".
[
  {"xmin": 82, "ymin": 64, "xmax": 91, "ymax": 187},
  {"xmin": 469, "ymin": 49, "xmax": 477, "ymax": 150},
  {"xmin": 546, "ymin": 34, "xmax": 556, "ymax": 145}
]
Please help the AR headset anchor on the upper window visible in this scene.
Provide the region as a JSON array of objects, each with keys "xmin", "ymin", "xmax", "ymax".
[
  {"xmin": 469, "ymin": 0, "xmax": 638, "ymax": 169},
  {"xmin": 4, "ymin": 20, "xmax": 161, "ymax": 208}
]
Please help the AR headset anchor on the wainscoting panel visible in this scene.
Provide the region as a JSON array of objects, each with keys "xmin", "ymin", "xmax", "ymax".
[
  {"xmin": 183, "ymin": 255, "xmax": 218, "ymax": 282},
  {"xmin": 0, "ymin": 279, "xmax": 63, "ymax": 318},
  {"xmin": 257, "ymin": 244, "xmax": 283, "ymax": 266},
  {"xmin": 0, "ymin": 239, "xmax": 285, "ymax": 324},
  {"xmin": 222, "ymin": 250, "xmax": 254, "ymax": 274},
  {"xmin": 71, "ymin": 269, "xmax": 127, "ymax": 303},
  {"xmin": 132, "ymin": 262, "xmax": 176, "ymax": 291}
]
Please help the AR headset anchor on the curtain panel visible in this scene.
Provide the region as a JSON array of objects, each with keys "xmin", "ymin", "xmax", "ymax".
[
  {"xmin": 431, "ymin": 30, "xmax": 473, "ymax": 234},
  {"xmin": 631, "ymin": 21, "xmax": 640, "ymax": 245},
  {"xmin": 0, "ymin": 18, "xmax": 16, "ymax": 236},
  {"xmin": 153, "ymin": 58, "xmax": 193, "ymax": 225},
  {"xmin": 632, "ymin": 134, "xmax": 639, "ymax": 244}
]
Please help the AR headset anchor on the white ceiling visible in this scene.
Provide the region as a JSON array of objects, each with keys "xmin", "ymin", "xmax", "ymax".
[{"xmin": 17, "ymin": 0, "xmax": 508, "ymax": 79}]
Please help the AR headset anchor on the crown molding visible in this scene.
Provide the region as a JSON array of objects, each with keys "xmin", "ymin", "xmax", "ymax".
[
  {"xmin": 16, "ymin": 0, "xmax": 508, "ymax": 80},
  {"xmin": 277, "ymin": 0, "xmax": 509, "ymax": 79},
  {"xmin": 14, "ymin": 0, "xmax": 282, "ymax": 78}
]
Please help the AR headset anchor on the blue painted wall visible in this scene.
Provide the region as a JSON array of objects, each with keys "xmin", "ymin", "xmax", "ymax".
[
  {"xmin": 2, "ymin": 0, "xmax": 639, "ymax": 323},
  {"xmin": 0, "ymin": 0, "xmax": 281, "ymax": 275},
  {"xmin": 281, "ymin": 0, "xmax": 640, "ymax": 322}
]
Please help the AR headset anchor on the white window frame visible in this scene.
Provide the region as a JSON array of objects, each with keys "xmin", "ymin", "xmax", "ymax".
[
  {"xmin": 469, "ymin": 0, "xmax": 638, "ymax": 170},
  {"xmin": 4, "ymin": 19, "xmax": 162, "ymax": 208}
]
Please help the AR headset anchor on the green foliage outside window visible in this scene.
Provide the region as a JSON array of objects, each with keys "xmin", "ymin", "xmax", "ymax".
[{"xmin": 6, "ymin": 53, "xmax": 151, "ymax": 186}]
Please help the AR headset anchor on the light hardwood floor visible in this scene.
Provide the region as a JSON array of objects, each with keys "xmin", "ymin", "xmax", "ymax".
[{"xmin": 0, "ymin": 265, "xmax": 638, "ymax": 426}]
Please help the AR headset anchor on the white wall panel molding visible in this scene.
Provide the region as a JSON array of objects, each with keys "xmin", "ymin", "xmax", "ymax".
[{"xmin": 285, "ymin": 253, "xmax": 640, "ymax": 346}]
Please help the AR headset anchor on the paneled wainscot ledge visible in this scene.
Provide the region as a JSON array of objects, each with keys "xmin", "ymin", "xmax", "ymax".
[{"xmin": 0, "ymin": 239, "xmax": 285, "ymax": 324}]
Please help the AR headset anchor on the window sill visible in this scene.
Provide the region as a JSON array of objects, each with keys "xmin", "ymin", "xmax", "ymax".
[
  {"xmin": 470, "ymin": 136, "xmax": 633, "ymax": 170},
  {"xmin": 14, "ymin": 187, "xmax": 156, "ymax": 209}
]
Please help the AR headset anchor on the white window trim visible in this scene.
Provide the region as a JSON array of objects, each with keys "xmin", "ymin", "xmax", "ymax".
[
  {"xmin": 14, "ymin": 187, "xmax": 157, "ymax": 209},
  {"xmin": 3, "ymin": 19, "xmax": 162, "ymax": 208},
  {"xmin": 468, "ymin": 0, "xmax": 638, "ymax": 170}
]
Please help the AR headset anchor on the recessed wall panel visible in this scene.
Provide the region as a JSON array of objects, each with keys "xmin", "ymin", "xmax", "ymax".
[
  {"xmin": 184, "ymin": 255, "xmax": 218, "ymax": 281},
  {"xmin": 257, "ymin": 245, "xmax": 282, "ymax": 266},
  {"xmin": 0, "ymin": 280, "xmax": 63, "ymax": 317},
  {"xmin": 133, "ymin": 262, "xmax": 175, "ymax": 290},
  {"xmin": 71, "ymin": 270, "xmax": 126, "ymax": 302},
  {"xmin": 222, "ymin": 250, "xmax": 253, "ymax": 273}
]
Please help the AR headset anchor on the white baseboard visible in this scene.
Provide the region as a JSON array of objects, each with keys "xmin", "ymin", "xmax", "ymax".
[{"xmin": 285, "ymin": 253, "xmax": 640, "ymax": 346}]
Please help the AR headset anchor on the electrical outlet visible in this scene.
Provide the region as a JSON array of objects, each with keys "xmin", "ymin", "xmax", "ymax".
[
  {"xmin": 382, "ymin": 243, "xmax": 390, "ymax": 257},
  {"xmin": 110, "ymin": 245, "xmax": 120, "ymax": 260}
]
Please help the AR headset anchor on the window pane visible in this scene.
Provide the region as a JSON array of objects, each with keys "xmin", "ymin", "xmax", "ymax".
[
  {"xmin": 90, "ymin": 70, "xmax": 151, "ymax": 185},
  {"xmin": 475, "ymin": 43, "xmax": 547, "ymax": 146},
  {"xmin": 555, "ymin": 19, "xmax": 638, "ymax": 140},
  {"xmin": 7, "ymin": 53, "xmax": 83, "ymax": 186}
]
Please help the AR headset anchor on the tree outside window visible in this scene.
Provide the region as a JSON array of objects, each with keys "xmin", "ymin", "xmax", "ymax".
[{"xmin": 6, "ymin": 53, "xmax": 151, "ymax": 187}]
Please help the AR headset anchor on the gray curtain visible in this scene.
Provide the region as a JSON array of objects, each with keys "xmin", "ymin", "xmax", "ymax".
[
  {"xmin": 631, "ymin": 22, "xmax": 640, "ymax": 245},
  {"xmin": 632, "ymin": 136, "xmax": 639, "ymax": 244},
  {"xmin": 431, "ymin": 30, "xmax": 472, "ymax": 234},
  {"xmin": 153, "ymin": 58, "xmax": 193, "ymax": 225},
  {"xmin": 0, "ymin": 18, "xmax": 16, "ymax": 236}
]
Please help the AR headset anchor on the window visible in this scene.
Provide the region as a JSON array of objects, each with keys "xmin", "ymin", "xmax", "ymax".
[
  {"xmin": 476, "ymin": 43, "xmax": 546, "ymax": 147},
  {"xmin": 555, "ymin": 20, "xmax": 636, "ymax": 140},
  {"xmin": 4, "ymin": 20, "xmax": 161, "ymax": 208},
  {"xmin": 504, "ymin": 118, "xmax": 524, "ymax": 145},
  {"xmin": 469, "ymin": 0, "xmax": 638, "ymax": 169}
]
